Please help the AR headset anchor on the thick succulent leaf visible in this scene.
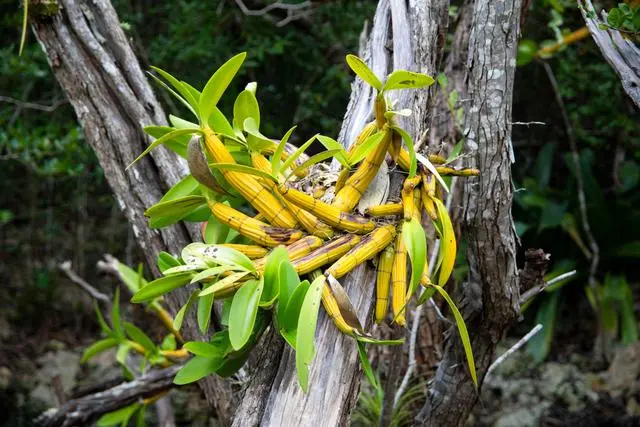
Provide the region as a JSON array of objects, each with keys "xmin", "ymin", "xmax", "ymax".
[
  {"xmin": 131, "ymin": 273, "xmax": 192, "ymax": 303},
  {"xmin": 346, "ymin": 54, "xmax": 382, "ymax": 91},
  {"xmin": 229, "ymin": 279, "xmax": 263, "ymax": 350},
  {"xmin": 383, "ymin": 70, "xmax": 435, "ymax": 92},
  {"xmin": 295, "ymin": 275, "xmax": 326, "ymax": 392},
  {"xmin": 199, "ymin": 52, "xmax": 247, "ymax": 125}
]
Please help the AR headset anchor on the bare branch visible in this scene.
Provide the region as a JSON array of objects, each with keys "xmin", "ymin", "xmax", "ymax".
[
  {"xmin": 0, "ymin": 95, "xmax": 68, "ymax": 112},
  {"xmin": 519, "ymin": 269, "xmax": 577, "ymax": 306},
  {"xmin": 59, "ymin": 260, "xmax": 111, "ymax": 304},
  {"xmin": 233, "ymin": 0, "xmax": 312, "ymax": 26},
  {"xmin": 34, "ymin": 366, "xmax": 181, "ymax": 427},
  {"xmin": 485, "ymin": 323, "xmax": 543, "ymax": 378}
]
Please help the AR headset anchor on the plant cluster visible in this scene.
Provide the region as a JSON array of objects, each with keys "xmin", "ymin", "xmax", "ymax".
[{"xmin": 83, "ymin": 53, "xmax": 481, "ymax": 403}]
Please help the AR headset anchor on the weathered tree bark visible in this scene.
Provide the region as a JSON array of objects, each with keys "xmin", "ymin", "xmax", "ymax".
[
  {"xmin": 416, "ymin": 0, "xmax": 522, "ymax": 425},
  {"xmin": 29, "ymin": 0, "xmax": 235, "ymax": 422},
  {"xmin": 578, "ymin": 0, "xmax": 640, "ymax": 109},
  {"xmin": 230, "ymin": 1, "xmax": 450, "ymax": 425},
  {"xmin": 34, "ymin": 365, "xmax": 181, "ymax": 427}
]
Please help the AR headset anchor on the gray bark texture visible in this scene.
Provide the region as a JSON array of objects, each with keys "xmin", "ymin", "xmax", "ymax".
[
  {"xmin": 34, "ymin": 365, "xmax": 181, "ymax": 427},
  {"xmin": 579, "ymin": 0, "xmax": 640, "ymax": 109},
  {"xmin": 29, "ymin": 0, "xmax": 235, "ymax": 423},
  {"xmin": 32, "ymin": 0, "xmax": 525, "ymax": 425},
  {"xmin": 416, "ymin": 0, "xmax": 523, "ymax": 425}
]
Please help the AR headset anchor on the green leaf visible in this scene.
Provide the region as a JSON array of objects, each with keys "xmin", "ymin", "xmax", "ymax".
[
  {"xmin": 263, "ymin": 246, "xmax": 288, "ymax": 308},
  {"xmin": 81, "ymin": 338, "xmax": 118, "ymax": 363},
  {"xmin": 145, "ymin": 195, "xmax": 207, "ymax": 228},
  {"xmin": 383, "ymin": 70, "xmax": 434, "ymax": 92},
  {"xmin": 114, "ymin": 262, "xmax": 148, "ymax": 295},
  {"xmin": 209, "ymin": 107, "xmax": 236, "ymax": 136},
  {"xmin": 355, "ymin": 335, "xmax": 405, "ymax": 345},
  {"xmin": 280, "ymin": 280, "xmax": 310, "ymax": 348},
  {"xmin": 162, "ymin": 264, "xmax": 208, "ymax": 275},
  {"xmin": 288, "ymin": 150, "xmax": 342, "ymax": 180},
  {"xmin": 157, "ymin": 252, "xmax": 182, "ymax": 274},
  {"xmin": 96, "ymin": 403, "xmax": 141, "ymax": 427},
  {"xmin": 116, "ymin": 343, "xmax": 133, "ymax": 380},
  {"xmin": 174, "ymin": 355, "xmax": 224, "ymax": 385},
  {"xmin": 135, "ymin": 407, "xmax": 146, "ymax": 427},
  {"xmin": 433, "ymin": 198, "xmax": 456, "ymax": 287},
  {"xmin": 316, "ymin": 135, "xmax": 349, "ymax": 167},
  {"xmin": 129, "ymin": 129, "xmax": 202, "ymax": 168},
  {"xmin": 144, "ymin": 126, "xmax": 190, "ymax": 158},
  {"xmin": 200, "ymin": 52, "xmax": 247, "ymax": 125},
  {"xmin": 295, "ymin": 275, "xmax": 326, "ymax": 392},
  {"xmin": 160, "ymin": 334, "xmax": 177, "ymax": 351},
  {"xmin": 234, "ymin": 89, "xmax": 260, "ymax": 130},
  {"xmin": 356, "ymin": 341, "xmax": 380, "ymax": 392},
  {"xmin": 169, "ymin": 115, "xmax": 199, "ymax": 130},
  {"xmin": 159, "ymin": 174, "xmax": 200, "ymax": 204},
  {"xmin": 208, "ymin": 163, "xmax": 276, "ymax": 183},
  {"xmin": 348, "ymin": 132, "xmax": 384, "ymax": 166},
  {"xmin": 198, "ymin": 291, "xmax": 215, "ymax": 335},
  {"xmin": 148, "ymin": 68, "xmax": 198, "ymax": 117},
  {"xmin": 276, "ymin": 256, "xmax": 300, "ymax": 325},
  {"xmin": 184, "ymin": 341, "xmax": 226, "ymax": 358},
  {"xmin": 271, "ymin": 126, "xmax": 297, "ymax": 176},
  {"xmin": 389, "ymin": 126, "xmax": 417, "ymax": 178},
  {"xmin": 197, "ymin": 271, "xmax": 251, "ymax": 297},
  {"xmin": 346, "ymin": 54, "xmax": 382, "ymax": 91},
  {"xmin": 229, "ymin": 279, "xmax": 263, "ymax": 350},
  {"xmin": 203, "ymin": 216, "xmax": 230, "ymax": 245},
  {"xmin": 403, "ymin": 218, "xmax": 427, "ymax": 299},
  {"xmin": 181, "ymin": 242, "xmax": 255, "ymax": 272},
  {"xmin": 112, "ymin": 287, "xmax": 123, "ymax": 339},
  {"xmin": 431, "ymin": 284, "xmax": 477, "ymax": 387},
  {"xmin": 280, "ymin": 134, "xmax": 318, "ymax": 175},
  {"xmin": 94, "ymin": 300, "xmax": 113, "ymax": 336},
  {"xmin": 124, "ymin": 322, "xmax": 156, "ymax": 353},
  {"xmin": 131, "ymin": 273, "xmax": 192, "ymax": 303},
  {"xmin": 173, "ymin": 291, "xmax": 199, "ymax": 331},
  {"xmin": 191, "ymin": 265, "xmax": 240, "ymax": 284}
]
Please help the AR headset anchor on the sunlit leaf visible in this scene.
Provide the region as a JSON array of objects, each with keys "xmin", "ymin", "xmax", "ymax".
[
  {"xmin": 131, "ymin": 273, "xmax": 192, "ymax": 303},
  {"xmin": 383, "ymin": 70, "xmax": 435, "ymax": 92},
  {"xmin": 208, "ymin": 162, "xmax": 276, "ymax": 183},
  {"xmin": 143, "ymin": 126, "xmax": 191, "ymax": 158},
  {"xmin": 174, "ymin": 355, "xmax": 223, "ymax": 385},
  {"xmin": 200, "ymin": 53, "xmax": 247, "ymax": 125},
  {"xmin": 149, "ymin": 66, "xmax": 198, "ymax": 117},
  {"xmin": 389, "ymin": 126, "xmax": 417, "ymax": 178},
  {"xmin": 197, "ymin": 271, "xmax": 251, "ymax": 297},
  {"xmin": 347, "ymin": 132, "xmax": 384, "ymax": 166},
  {"xmin": 416, "ymin": 152, "xmax": 449, "ymax": 192},
  {"xmin": 346, "ymin": 54, "xmax": 382, "ymax": 91},
  {"xmin": 96, "ymin": 403, "xmax": 141, "ymax": 427},
  {"xmin": 403, "ymin": 218, "xmax": 427, "ymax": 299},
  {"xmin": 433, "ymin": 198, "xmax": 456, "ymax": 286},
  {"xmin": 184, "ymin": 341, "xmax": 226, "ymax": 358},
  {"xmin": 229, "ymin": 279, "xmax": 263, "ymax": 350},
  {"xmin": 279, "ymin": 134, "xmax": 318, "ymax": 175},
  {"xmin": 316, "ymin": 135, "xmax": 349, "ymax": 167},
  {"xmin": 169, "ymin": 114, "xmax": 199, "ymax": 130},
  {"xmin": 145, "ymin": 195, "xmax": 207, "ymax": 228},
  {"xmin": 81, "ymin": 338, "xmax": 118, "ymax": 363},
  {"xmin": 124, "ymin": 322, "xmax": 156, "ymax": 353},
  {"xmin": 288, "ymin": 150, "xmax": 342, "ymax": 180},
  {"xmin": 295, "ymin": 275, "xmax": 326, "ymax": 392},
  {"xmin": 431, "ymin": 284, "xmax": 477, "ymax": 386},
  {"xmin": 234, "ymin": 90, "xmax": 260, "ymax": 130},
  {"xmin": 173, "ymin": 291, "xmax": 199, "ymax": 331},
  {"xmin": 271, "ymin": 126, "xmax": 297, "ymax": 176}
]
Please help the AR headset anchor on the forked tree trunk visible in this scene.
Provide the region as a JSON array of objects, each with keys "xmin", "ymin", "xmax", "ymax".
[{"xmin": 31, "ymin": 0, "xmax": 523, "ymax": 425}]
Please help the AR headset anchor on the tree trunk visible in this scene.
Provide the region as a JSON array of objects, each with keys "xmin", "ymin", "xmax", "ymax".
[
  {"xmin": 416, "ymin": 0, "xmax": 522, "ymax": 424},
  {"xmin": 32, "ymin": 0, "xmax": 524, "ymax": 425},
  {"xmin": 29, "ymin": 0, "xmax": 235, "ymax": 423}
]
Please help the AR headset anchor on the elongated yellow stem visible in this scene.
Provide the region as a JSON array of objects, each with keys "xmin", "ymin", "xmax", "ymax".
[
  {"xmin": 376, "ymin": 244, "xmax": 395, "ymax": 323},
  {"xmin": 278, "ymin": 185, "xmax": 375, "ymax": 234},
  {"xmin": 325, "ymin": 225, "xmax": 396, "ymax": 279},
  {"xmin": 391, "ymin": 230, "xmax": 407, "ymax": 326},
  {"xmin": 202, "ymin": 128, "xmax": 297, "ymax": 228},
  {"xmin": 292, "ymin": 234, "xmax": 361, "ymax": 275}
]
